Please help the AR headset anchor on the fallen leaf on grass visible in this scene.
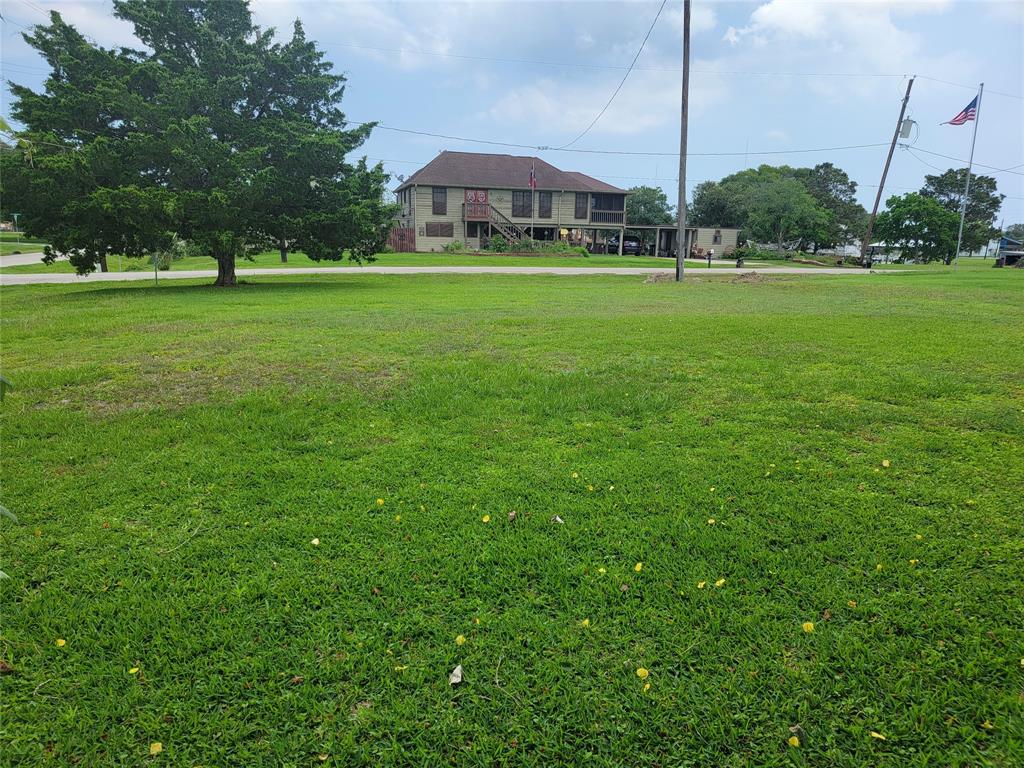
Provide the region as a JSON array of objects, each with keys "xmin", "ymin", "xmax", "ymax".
[
  {"xmin": 449, "ymin": 665, "xmax": 463, "ymax": 685},
  {"xmin": 980, "ymin": 720, "xmax": 994, "ymax": 730},
  {"xmin": 0, "ymin": 660, "xmax": 13, "ymax": 675},
  {"xmin": 310, "ymin": 538, "xmax": 320, "ymax": 546},
  {"xmin": 290, "ymin": 675, "xmax": 304, "ymax": 685},
  {"xmin": 619, "ymin": 584, "xmax": 629, "ymax": 593},
  {"xmin": 869, "ymin": 731, "xmax": 886, "ymax": 740},
  {"xmin": 318, "ymin": 755, "xmax": 329, "ymax": 762},
  {"xmin": 848, "ymin": 600, "xmax": 858, "ymax": 608},
  {"xmin": 714, "ymin": 578, "xmax": 725, "ymax": 588},
  {"xmin": 707, "ymin": 518, "xmax": 716, "ymax": 525},
  {"xmin": 508, "ymin": 511, "xmax": 516, "ymax": 522},
  {"xmin": 551, "ymin": 516, "xmax": 564, "ymax": 524},
  {"xmin": 129, "ymin": 667, "xmax": 140, "ymax": 675}
]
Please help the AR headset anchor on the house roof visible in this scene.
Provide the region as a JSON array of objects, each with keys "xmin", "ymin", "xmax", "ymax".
[{"xmin": 395, "ymin": 151, "xmax": 627, "ymax": 194}]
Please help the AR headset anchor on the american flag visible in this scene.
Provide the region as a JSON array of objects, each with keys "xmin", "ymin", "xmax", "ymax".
[
  {"xmin": 529, "ymin": 162, "xmax": 537, "ymax": 190},
  {"xmin": 944, "ymin": 96, "xmax": 978, "ymax": 126}
]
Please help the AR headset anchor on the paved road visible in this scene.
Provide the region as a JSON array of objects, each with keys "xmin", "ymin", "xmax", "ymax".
[
  {"xmin": 0, "ymin": 264, "xmax": 891, "ymax": 285},
  {"xmin": 0, "ymin": 251, "xmax": 49, "ymax": 267}
]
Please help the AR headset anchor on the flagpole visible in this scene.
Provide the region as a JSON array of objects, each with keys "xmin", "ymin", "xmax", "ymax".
[{"xmin": 953, "ymin": 82, "xmax": 983, "ymax": 270}]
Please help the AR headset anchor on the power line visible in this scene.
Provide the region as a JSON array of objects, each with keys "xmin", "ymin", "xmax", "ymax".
[
  {"xmin": 907, "ymin": 146, "xmax": 1024, "ymax": 176},
  {"xmin": 556, "ymin": 0, "xmax": 667, "ymax": 149},
  {"xmin": 353, "ymin": 119, "xmax": 891, "ymax": 157}
]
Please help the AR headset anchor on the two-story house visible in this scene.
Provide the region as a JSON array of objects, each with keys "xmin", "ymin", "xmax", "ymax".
[{"xmin": 394, "ymin": 151, "xmax": 630, "ymax": 252}]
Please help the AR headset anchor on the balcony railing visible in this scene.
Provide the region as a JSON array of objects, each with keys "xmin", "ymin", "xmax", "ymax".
[
  {"xmin": 590, "ymin": 210, "xmax": 625, "ymax": 224},
  {"xmin": 463, "ymin": 202, "xmax": 490, "ymax": 220}
]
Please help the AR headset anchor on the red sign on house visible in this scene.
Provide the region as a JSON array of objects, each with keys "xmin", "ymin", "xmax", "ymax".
[{"xmin": 464, "ymin": 189, "xmax": 489, "ymax": 219}]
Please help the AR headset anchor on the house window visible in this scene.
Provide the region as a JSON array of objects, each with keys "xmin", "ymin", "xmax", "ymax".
[
  {"xmin": 425, "ymin": 222, "xmax": 454, "ymax": 237},
  {"xmin": 713, "ymin": 229, "xmax": 722, "ymax": 245},
  {"xmin": 591, "ymin": 194, "xmax": 624, "ymax": 211},
  {"xmin": 538, "ymin": 191, "xmax": 552, "ymax": 218},
  {"xmin": 432, "ymin": 187, "xmax": 447, "ymax": 216},
  {"xmin": 512, "ymin": 190, "xmax": 533, "ymax": 218},
  {"xmin": 575, "ymin": 192, "xmax": 588, "ymax": 219}
]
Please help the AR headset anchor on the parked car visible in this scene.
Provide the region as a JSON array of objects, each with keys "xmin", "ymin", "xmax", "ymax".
[{"xmin": 605, "ymin": 235, "xmax": 643, "ymax": 255}]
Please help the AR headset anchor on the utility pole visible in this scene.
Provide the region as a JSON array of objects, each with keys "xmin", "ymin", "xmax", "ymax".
[
  {"xmin": 953, "ymin": 82, "xmax": 984, "ymax": 270},
  {"xmin": 675, "ymin": 0, "xmax": 690, "ymax": 282},
  {"xmin": 861, "ymin": 76, "xmax": 914, "ymax": 268}
]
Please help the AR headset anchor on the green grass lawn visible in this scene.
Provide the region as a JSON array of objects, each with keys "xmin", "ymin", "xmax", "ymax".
[
  {"xmin": 0, "ymin": 233, "xmax": 47, "ymax": 256},
  {"xmin": 1, "ymin": 270, "xmax": 1021, "ymax": 766},
  {"xmin": 0, "ymin": 250, "xmax": 668, "ymax": 274}
]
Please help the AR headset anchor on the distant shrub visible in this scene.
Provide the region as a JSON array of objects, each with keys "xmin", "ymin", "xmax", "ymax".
[
  {"xmin": 443, "ymin": 240, "xmax": 464, "ymax": 254},
  {"xmin": 730, "ymin": 245, "xmax": 775, "ymax": 262},
  {"xmin": 488, "ymin": 234, "xmax": 509, "ymax": 252}
]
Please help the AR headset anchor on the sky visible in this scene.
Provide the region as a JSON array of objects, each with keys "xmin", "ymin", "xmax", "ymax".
[{"xmin": 2, "ymin": 0, "xmax": 1023, "ymax": 224}]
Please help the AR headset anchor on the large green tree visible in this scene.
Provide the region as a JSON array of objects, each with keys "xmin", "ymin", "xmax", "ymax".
[
  {"xmin": 1004, "ymin": 223, "xmax": 1024, "ymax": 241},
  {"xmin": 874, "ymin": 193, "xmax": 960, "ymax": 264},
  {"xmin": 5, "ymin": 0, "xmax": 395, "ymax": 285},
  {"xmin": 792, "ymin": 163, "xmax": 867, "ymax": 251},
  {"xmin": 741, "ymin": 176, "xmax": 829, "ymax": 251},
  {"xmin": 920, "ymin": 169, "xmax": 1003, "ymax": 255},
  {"xmin": 689, "ymin": 180, "xmax": 744, "ymax": 229},
  {"xmin": 625, "ymin": 185, "xmax": 673, "ymax": 248}
]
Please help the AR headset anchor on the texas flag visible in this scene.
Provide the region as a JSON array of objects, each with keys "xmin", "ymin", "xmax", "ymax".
[
  {"xmin": 943, "ymin": 96, "xmax": 978, "ymax": 126},
  {"xmin": 529, "ymin": 162, "xmax": 537, "ymax": 190}
]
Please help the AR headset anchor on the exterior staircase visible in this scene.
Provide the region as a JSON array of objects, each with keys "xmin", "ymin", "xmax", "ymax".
[{"xmin": 488, "ymin": 205, "xmax": 527, "ymax": 244}]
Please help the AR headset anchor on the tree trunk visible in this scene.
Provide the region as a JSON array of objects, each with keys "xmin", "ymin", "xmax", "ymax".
[
  {"xmin": 99, "ymin": 255, "xmax": 109, "ymax": 273},
  {"xmin": 279, "ymin": 240, "xmax": 288, "ymax": 263},
  {"xmin": 214, "ymin": 254, "xmax": 237, "ymax": 287}
]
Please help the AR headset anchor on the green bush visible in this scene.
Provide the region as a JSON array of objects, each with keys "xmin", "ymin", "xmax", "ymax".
[
  {"xmin": 730, "ymin": 245, "xmax": 775, "ymax": 262},
  {"xmin": 443, "ymin": 240, "xmax": 464, "ymax": 254},
  {"xmin": 488, "ymin": 234, "xmax": 509, "ymax": 252}
]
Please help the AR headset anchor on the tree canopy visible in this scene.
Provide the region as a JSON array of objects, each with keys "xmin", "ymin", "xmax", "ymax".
[
  {"xmin": 689, "ymin": 163, "xmax": 866, "ymax": 252},
  {"xmin": 874, "ymin": 192, "xmax": 960, "ymax": 263},
  {"xmin": 920, "ymin": 169, "xmax": 1003, "ymax": 255},
  {"xmin": 3, "ymin": 0, "xmax": 395, "ymax": 285}
]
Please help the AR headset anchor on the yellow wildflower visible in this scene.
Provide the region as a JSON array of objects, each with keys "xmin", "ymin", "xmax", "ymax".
[
  {"xmin": 697, "ymin": 581, "xmax": 706, "ymax": 589},
  {"xmin": 788, "ymin": 735, "xmax": 800, "ymax": 748},
  {"xmin": 376, "ymin": 498, "xmax": 384, "ymax": 506},
  {"xmin": 581, "ymin": 618, "xmax": 590, "ymax": 628},
  {"xmin": 707, "ymin": 518, "xmax": 716, "ymax": 525},
  {"xmin": 55, "ymin": 639, "xmax": 66, "ymax": 648},
  {"xmin": 455, "ymin": 635, "xmax": 466, "ymax": 646},
  {"xmin": 634, "ymin": 562, "xmax": 643, "ymax": 573},
  {"xmin": 882, "ymin": 459, "xmax": 890, "ymax": 468},
  {"xmin": 636, "ymin": 667, "xmax": 649, "ymax": 680},
  {"xmin": 149, "ymin": 742, "xmax": 163, "ymax": 755},
  {"xmin": 481, "ymin": 515, "xmax": 491, "ymax": 523},
  {"xmin": 310, "ymin": 538, "xmax": 320, "ymax": 546},
  {"xmin": 714, "ymin": 578, "xmax": 725, "ymax": 588},
  {"xmin": 129, "ymin": 667, "xmax": 140, "ymax": 674},
  {"xmin": 802, "ymin": 622, "xmax": 815, "ymax": 633},
  {"xmin": 598, "ymin": 567, "xmax": 607, "ymax": 574}
]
